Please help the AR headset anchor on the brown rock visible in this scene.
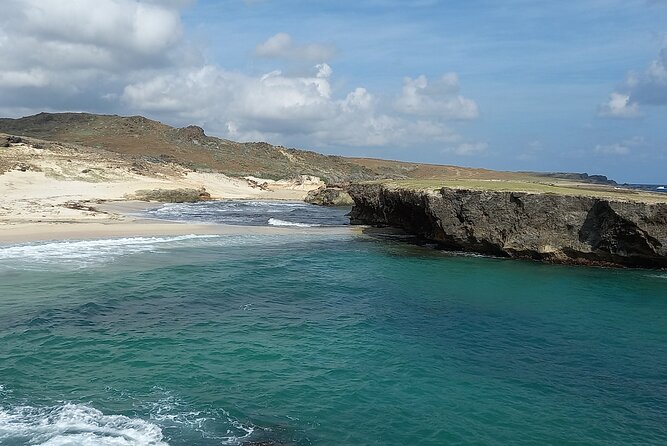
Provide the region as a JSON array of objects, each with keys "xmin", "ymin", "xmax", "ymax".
[{"xmin": 348, "ymin": 183, "xmax": 667, "ymax": 268}]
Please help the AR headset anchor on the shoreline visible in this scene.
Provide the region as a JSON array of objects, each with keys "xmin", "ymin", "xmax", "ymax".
[{"xmin": 0, "ymin": 200, "xmax": 358, "ymax": 244}]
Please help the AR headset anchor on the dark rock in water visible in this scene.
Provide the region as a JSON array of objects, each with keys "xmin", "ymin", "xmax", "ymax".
[
  {"xmin": 305, "ymin": 186, "xmax": 354, "ymax": 206},
  {"xmin": 348, "ymin": 183, "xmax": 667, "ymax": 268}
]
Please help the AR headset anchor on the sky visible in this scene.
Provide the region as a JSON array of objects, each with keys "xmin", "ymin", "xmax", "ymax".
[{"xmin": 1, "ymin": 1, "xmax": 667, "ymax": 183}]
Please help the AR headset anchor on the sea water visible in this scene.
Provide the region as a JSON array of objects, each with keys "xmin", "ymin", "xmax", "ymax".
[{"xmin": 1, "ymin": 202, "xmax": 666, "ymax": 445}]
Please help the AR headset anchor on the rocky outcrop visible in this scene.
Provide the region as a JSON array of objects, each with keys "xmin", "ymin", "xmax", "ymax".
[
  {"xmin": 348, "ymin": 184, "xmax": 667, "ymax": 268},
  {"xmin": 133, "ymin": 188, "xmax": 211, "ymax": 203},
  {"xmin": 305, "ymin": 186, "xmax": 354, "ymax": 206},
  {"xmin": 1, "ymin": 136, "xmax": 22, "ymax": 147},
  {"xmin": 537, "ymin": 172, "xmax": 617, "ymax": 185}
]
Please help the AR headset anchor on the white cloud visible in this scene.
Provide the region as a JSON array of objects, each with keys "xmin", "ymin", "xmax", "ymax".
[
  {"xmin": 256, "ymin": 33, "xmax": 337, "ymax": 63},
  {"xmin": 395, "ymin": 74, "xmax": 479, "ymax": 119},
  {"xmin": 601, "ymin": 40, "xmax": 667, "ymax": 116},
  {"xmin": 0, "ymin": 69, "xmax": 50, "ymax": 88},
  {"xmin": 594, "ymin": 136, "xmax": 646, "ymax": 156},
  {"xmin": 597, "ymin": 92, "xmax": 641, "ymax": 119},
  {"xmin": 122, "ymin": 64, "xmax": 464, "ymax": 148},
  {"xmin": 444, "ymin": 142, "xmax": 489, "ymax": 156},
  {"xmin": 0, "ymin": 0, "xmax": 187, "ymax": 97},
  {"xmin": 594, "ymin": 143, "xmax": 631, "ymax": 155},
  {"xmin": 2, "ymin": 0, "xmax": 182, "ymax": 68},
  {"xmin": 0, "ymin": 1, "xmax": 481, "ymax": 155}
]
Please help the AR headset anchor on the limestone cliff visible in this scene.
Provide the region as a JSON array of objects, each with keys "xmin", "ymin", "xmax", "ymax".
[
  {"xmin": 348, "ymin": 184, "xmax": 667, "ymax": 268},
  {"xmin": 305, "ymin": 186, "xmax": 354, "ymax": 206}
]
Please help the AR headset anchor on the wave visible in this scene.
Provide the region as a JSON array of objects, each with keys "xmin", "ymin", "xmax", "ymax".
[
  {"xmin": 0, "ymin": 235, "xmax": 219, "ymax": 269},
  {"xmin": 141, "ymin": 389, "xmax": 255, "ymax": 444},
  {"xmin": 244, "ymin": 200, "xmax": 308, "ymax": 207},
  {"xmin": 267, "ymin": 218, "xmax": 320, "ymax": 227},
  {"xmin": 140, "ymin": 200, "xmax": 348, "ymax": 227},
  {"xmin": 0, "ymin": 400, "xmax": 257, "ymax": 446},
  {"xmin": 0, "ymin": 403, "xmax": 167, "ymax": 446}
]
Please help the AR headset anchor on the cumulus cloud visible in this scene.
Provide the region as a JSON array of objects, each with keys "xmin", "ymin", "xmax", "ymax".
[
  {"xmin": 395, "ymin": 74, "xmax": 479, "ymax": 120},
  {"xmin": 1, "ymin": 0, "xmax": 183, "ymax": 74},
  {"xmin": 0, "ymin": 1, "xmax": 481, "ymax": 154},
  {"xmin": 256, "ymin": 33, "xmax": 337, "ymax": 63},
  {"xmin": 600, "ymin": 40, "xmax": 667, "ymax": 117},
  {"xmin": 122, "ymin": 64, "xmax": 465, "ymax": 148},
  {"xmin": 0, "ymin": 0, "xmax": 188, "ymax": 114},
  {"xmin": 598, "ymin": 92, "xmax": 641, "ymax": 119}
]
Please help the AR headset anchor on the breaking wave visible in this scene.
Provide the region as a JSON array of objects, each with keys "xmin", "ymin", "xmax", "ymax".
[
  {"xmin": 0, "ymin": 235, "xmax": 219, "ymax": 270},
  {"xmin": 140, "ymin": 200, "xmax": 349, "ymax": 227},
  {"xmin": 0, "ymin": 403, "xmax": 167, "ymax": 446},
  {"xmin": 267, "ymin": 218, "xmax": 320, "ymax": 227}
]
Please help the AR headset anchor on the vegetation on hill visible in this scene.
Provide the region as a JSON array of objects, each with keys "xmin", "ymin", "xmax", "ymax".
[
  {"xmin": 0, "ymin": 113, "xmax": 642, "ymax": 199},
  {"xmin": 0, "ymin": 113, "xmax": 376, "ymax": 183}
]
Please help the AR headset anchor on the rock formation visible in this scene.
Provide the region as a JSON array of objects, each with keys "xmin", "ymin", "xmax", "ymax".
[
  {"xmin": 348, "ymin": 184, "xmax": 667, "ymax": 268},
  {"xmin": 305, "ymin": 186, "xmax": 354, "ymax": 206},
  {"xmin": 133, "ymin": 188, "xmax": 211, "ymax": 203}
]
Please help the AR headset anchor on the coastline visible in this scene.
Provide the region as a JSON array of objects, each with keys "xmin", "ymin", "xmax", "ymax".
[
  {"xmin": 348, "ymin": 183, "xmax": 667, "ymax": 268},
  {"xmin": 0, "ymin": 200, "xmax": 357, "ymax": 244},
  {"xmin": 0, "ymin": 139, "xmax": 328, "ymax": 242},
  {"xmin": 0, "ymin": 139, "xmax": 343, "ymax": 244}
]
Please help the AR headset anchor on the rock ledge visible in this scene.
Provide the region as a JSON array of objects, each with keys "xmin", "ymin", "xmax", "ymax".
[{"xmin": 348, "ymin": 184, "xmax": 667, "ymax": 268}]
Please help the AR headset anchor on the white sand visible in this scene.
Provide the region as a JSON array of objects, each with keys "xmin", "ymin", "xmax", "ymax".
[{"xmin": 0, "ymin": 142, "xmax": 327, "ymax": 242}]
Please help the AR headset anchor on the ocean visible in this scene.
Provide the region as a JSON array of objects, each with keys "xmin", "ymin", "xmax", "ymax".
[
  {"xmin": 624, "ymin": 184, "xmax": 667, "ymax": 194},
  {"xmin": 1, "ymin": 201, "xmax": 666, "ymax": 445}
]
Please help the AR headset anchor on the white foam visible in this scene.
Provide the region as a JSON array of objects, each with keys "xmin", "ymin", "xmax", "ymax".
[
  {"xmin": 0, "ymin": 235, "xmax": 219, "ymax": 269},
  {"xmin": 245, "ymin": 200, "xmax": 307, "ymax": 208},
  {"xmin": 0, "ymin": 403, "xmax": 167, "ymax": 446},
  {"xmin": 268, "ymin": 218, "xmax": 319, "ymax": 227},
  {"xmin": 140, "ymin": 389, "xmax": 255, "ymax": 445}
]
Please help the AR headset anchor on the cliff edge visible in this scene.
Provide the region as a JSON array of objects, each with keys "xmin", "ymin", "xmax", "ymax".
[{"xmin": 348, "ymin": 183, "xmax": 667, "ymax": 268}]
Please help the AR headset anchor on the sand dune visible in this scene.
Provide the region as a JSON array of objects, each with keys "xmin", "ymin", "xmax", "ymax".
[{"xmin": 0, "ymin": 141, "xmax": 324, "ymax": 226}]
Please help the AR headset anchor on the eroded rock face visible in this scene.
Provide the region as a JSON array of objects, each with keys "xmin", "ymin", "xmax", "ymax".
[
  {"xmin": 348, "ymin": 184, "xmax": 667, "ymax": 268},
  {"xmin": 305, "ymin": 186, "xmax": 354, "ymax": 207}
]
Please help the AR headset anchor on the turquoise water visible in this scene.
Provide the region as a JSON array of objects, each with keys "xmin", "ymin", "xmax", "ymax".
[{"xmin": 1, "ymin": 219, "xmax": 667, "ymax": 444}]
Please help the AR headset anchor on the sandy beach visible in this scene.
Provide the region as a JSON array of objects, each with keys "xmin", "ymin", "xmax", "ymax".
[
  {"xmin": 0, "ymin": 140, "xmax": 333, "ymax": 243},
  {"xmin": 0, "ymin": 219, "xmax": 357, "ymax": 244}
]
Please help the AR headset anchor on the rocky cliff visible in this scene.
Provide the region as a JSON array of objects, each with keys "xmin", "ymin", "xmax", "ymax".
[
  {"xmin": 304, "ymin": 186, "xmax": 354, "ymax": 206},
  {"xmin": 348, "ymin": 184, "xmax": 667, "ymax": 268}
]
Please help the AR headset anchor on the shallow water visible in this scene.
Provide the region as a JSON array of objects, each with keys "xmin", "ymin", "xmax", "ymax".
[
  {"xmin": 139, "ymin": 200, "xmax": 351, "ymax": 227},
  {"xmin": 1, "ymin": 203, "xmax": 666, "ymax": 445}
]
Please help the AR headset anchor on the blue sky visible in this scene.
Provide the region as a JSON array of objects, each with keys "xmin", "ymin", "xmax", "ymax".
[{"xmin": 1, "ymin": 0, "xmax": 666, "ymax": 182}]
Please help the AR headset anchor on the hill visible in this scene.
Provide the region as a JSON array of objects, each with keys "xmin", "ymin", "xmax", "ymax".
[
  {"xmin": 0, "ymin": 112, "xmax": 617, "ymax": 188},
  {"xmin": 0, "ymin": 113, "xmax": 375, "ymax": 183}
]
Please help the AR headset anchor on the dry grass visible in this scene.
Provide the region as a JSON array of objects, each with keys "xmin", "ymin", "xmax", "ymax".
[
  {"xmin": 377, "ymin": 179, "xmax": 667, "ymax": 204},
  {"xmin": 0, "ymin": 114, "xmax": 377, "ymax": 183},
  {"xmin": 2, "ymin": 114, "xmax": 652, "ymax": 201}
]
